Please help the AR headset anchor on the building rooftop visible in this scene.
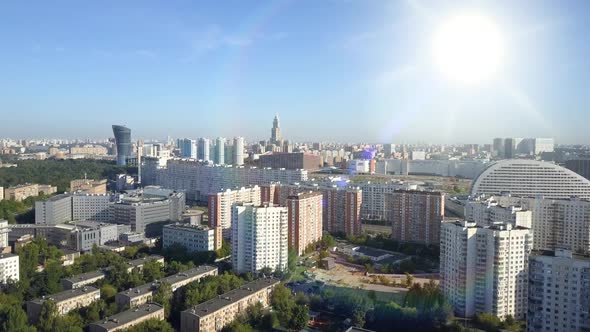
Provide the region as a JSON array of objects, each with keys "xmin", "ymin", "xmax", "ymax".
[
  {"xmin": 127, "ymin": 255, "xmax": 164, "ymax": 268},
  {"xmin": 186, "ymin": 278, "xmax": 280, "ymax": 317},
  {"xmin": 160, "ymin": 265, "xmax": 217, "ymax": 285},
  {"xmin": 45, "ymin": 194, "xmax": 72, "ymax": 202},
  {"xmin": 163, "ymin": 223, "xmax": 212, "ymax": 232},
  {"xmin": 0, "ymin": 253, "xmax": 18, "ymax": 260},
  {"xmin": 90, "ymin": 303, "xmax": 163, "ymax": 330},
  {"xmin": 30, "ymin": 286, "xmax": 99, "ymax": 304},
  {"xmin": 62, "ymin": 270, "xmax": 105, "ymax": 284},
  {"xmin": 118, "ymin": 282, "xmax": 158, "ymax": 298}
]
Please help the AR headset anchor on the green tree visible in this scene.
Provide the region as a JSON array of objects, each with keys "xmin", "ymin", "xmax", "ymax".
[
  {"xmin": 37, "ymin": 300, "xmax": 58, "ymax": 332},
  {"xmin": 142, "ymin": 259, "xmax": 164, "ymax": 283},
  {"xmin": 474, "ymin": 313, "xmax": 502, "ymax": 332},
  {"xmin": 287, "ymin": 249, "xmax": 298, "ymax": 272},
  {"xmin": 289, "ymin": 304, "xmax": 309, "ymax": 330},
  {"xmin": 100, "ymin": 284, "xmax": 117, "ymax": 301},
  {"xmin": 0, "ymin": 302, "xmax": 36, "ymax": 332},
  {"xmin": 153, "ymin": 282, "xmax": 173, "ymax": 318}
]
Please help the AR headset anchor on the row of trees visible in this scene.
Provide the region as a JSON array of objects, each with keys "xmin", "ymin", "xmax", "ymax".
[
  {"xmin": 0, "ymin": 159, "xmax": 134, "ymax": 193},
  {"xmin": 343, "ymin": 233, "xmax": 440, "ymax": 261}
]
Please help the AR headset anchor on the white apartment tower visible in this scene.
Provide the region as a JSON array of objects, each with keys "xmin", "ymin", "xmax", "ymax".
[
  {"xmin": 233, "ymin": 137, "xmax": 245, "ymax": 166},
  {"xmin": 231, "ymin": 203, "xmax": 288, "ymax": 274},
  {"xmin": 214, "ymin": 137, "xmax": 226, "ymax": 165},
  {"xmin": 440, "ymin": 220, "xmax": 533, "ymax": 319}
]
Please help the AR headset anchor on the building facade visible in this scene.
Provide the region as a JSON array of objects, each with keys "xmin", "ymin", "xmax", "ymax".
[
  {"xmin": 387, "ymin": 190, "xmax": 444, "ymax": 245},
  {"xmin": 0, "ymin": 253, "xmax": 19, "ymax": 283},
  {"xmin": 88, "ymin": 303, "xmax": 164, "ymax": 332},
  {"xmin": 258, "ymin": 152, "xmax": 322, "ymax": 170},
  {"xmin": 112, "ymin": 125, "xmax": 132, "ymax": 166},
  {"xmin": 231, "ymin": 203, "xmax": 288, "ymax": 274},
  {"xmin": 286, "ymin": 192, "xmax": 323, "ymax": 255},
  {"xmin": 27, "ymin": 286, "xmax": 100, "ymax": 323},
  {"xmin": 208, "ymin": 186, "xmax": 261, "ymax": 249},
  {"xmin": 163, "ymin": 224, "xmax": 215, "ymax": 252},
  {"xmin": 527, "ymin": 249, "xmax": 590, "ymax": 332},
  {"xmin": 440, "ymin": 221, "xmax": 533, "ymax": 319},
  {"xmin": 35, "ymin": 194, "xmax": 73, "ymax": 225},
  {"xmin": 180, "ymin": 278, "xmax": 280, "ymax": 332}
]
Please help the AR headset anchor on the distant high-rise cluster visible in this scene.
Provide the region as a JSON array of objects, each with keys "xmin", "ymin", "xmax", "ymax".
[{"xmin": 491, "ymin": 137, "xmax": 554, "ymax": 159}]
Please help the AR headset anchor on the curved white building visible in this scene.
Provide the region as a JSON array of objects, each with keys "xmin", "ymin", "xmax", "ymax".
[{"xmin": 470, "ymin": 159, "xmax": 590, "ymax": 200}]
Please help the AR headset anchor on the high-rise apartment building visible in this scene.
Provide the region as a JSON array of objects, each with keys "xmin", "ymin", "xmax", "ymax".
[
  {"xmin": 270, "ymin": 114, "xmax": 282, "ymax": 144},
  {"xmin": 208, "ymin": 186, "xmax": 262, "ymax": 249},
  {"xmin": 286, "ymin": 192, "xmax": 323, "ymax": 255},
  {"xmin": 469, "ymin": 195, "xmax": 590, "ymax": 254},
  {"xmin": 231, "ymin": 203, "xmax": 288, "ymax": 274},
  {"xmin": 440, "ymin": 221, "xmax": 533, "ymax": 319},
  {"xmin": 214, "ymin": 137, "xmax": 226, "ymax": 165},
  {"xmin": 197, "ymin": 138, "xmax": 210, "ymax": 162},
  {"xmin": 178, "ymin": 138, "xmax": 197, "ymax": 159},
  {"xmin": 233, "ymin": 137, "xmax": 245, "ymax": 166},
  {"xmin": 387, "ymin": 190, "xmax": 444, "ymax": 245},
  {"xmin": 566, "ymin": 159, "xmax": 590, "ymax": 181},
  {"xmin": 527, "ymin": 249, "xmax": 590, "ymax": 332},
  {"xmin": 112, "ymin": 125, "xmax": 132, "ymax": 166}
]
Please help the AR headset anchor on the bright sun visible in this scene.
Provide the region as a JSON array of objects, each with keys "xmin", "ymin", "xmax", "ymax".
[{"xmin": 433, "ymin": 12, "xmax": 504, "ymax": 84}]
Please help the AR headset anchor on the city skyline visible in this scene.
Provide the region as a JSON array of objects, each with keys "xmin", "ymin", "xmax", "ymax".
[{"xmin": 2, "ymin": 1, "xmax": 590, "ymax": 143}]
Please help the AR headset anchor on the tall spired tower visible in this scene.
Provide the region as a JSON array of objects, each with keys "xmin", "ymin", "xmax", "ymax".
[{"xmin": 270, "ymin": 114, "xmax": 282, "ymax": 144}]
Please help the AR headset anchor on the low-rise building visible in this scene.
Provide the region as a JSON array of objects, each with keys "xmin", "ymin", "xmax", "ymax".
[
  {"xmin": 70, "ymin": 179, "xmax": 108, "ymax": 194},
  {"xmin": 0, "ymin": 253, "xmax": 19, "ymax": 283},
  {"xmin": 161, "ymin": 265, "xmax": 218, "ymax": 291},
  {"xmin": 180, "ymin": 278, "xmax": 280, "ymax": 332},
  {"xmin": 27, "ymin": 286, "xmax": 100, "ymax": 323},
  {"xmin": 162, "ymin": 224, "xmax": 215, "ymax": 253},
  {"xmin": 35, "ymin": 194, "xmax": 73, "ymax": 225},
  {"xmin": 88, "ymin": 303, "xmax": 164, "ymax": 332},
  {"xmin": 116, "ymin": 266, "xmax": 218, "ymax": 307},
  {"xmin": 61, "ymin": 271, "xmax": 105, "ymax": 290},
  {"xmin": 5, "ymin": 183, "xmax": 39, "ymax": 202},
  {"xmin": 126, "ymin": 255, "xmax": 165, "ymax": 273}
]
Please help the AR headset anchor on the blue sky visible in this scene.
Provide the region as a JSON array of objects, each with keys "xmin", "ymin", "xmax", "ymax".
[{"xmin": 1, "ymin": 0, "xmax": 589, "ymax": 143}]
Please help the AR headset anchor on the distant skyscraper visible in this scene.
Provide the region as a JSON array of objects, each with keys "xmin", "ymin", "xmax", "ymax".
[
  {"xmin": 178, "ymin": 138, "xmax": 197, "ymax": 159},
  {"xmin": 383, "ymin": 143, "xmax": 395, "ymax": 158},
  {"xmin": 270, "ymin": 114, "xmax": 282, "ymax": 144},
  {"xmin": 214, "ymin": 137, "xmax": 226, "ymax": 165},
  {"xmin": 112, "ymin": 125, "xmax": 131, "ymax": 166},
  {"xmin": 492, "ymin": 138, "xmax": 504, "ymax": 159},
  {"xmin": 197, "ymin": 138, "xmax": 210, "ymax": 162},
  {"xmin": 233, "ymin": 137, "xmax": 245, "ymax": 166}
]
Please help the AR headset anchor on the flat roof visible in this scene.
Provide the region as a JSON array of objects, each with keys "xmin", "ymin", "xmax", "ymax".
[
  {"xmin": 160, "ymin": 265, "xmax": 217, "ymax": 285},
  {"xmin": 355, "ymin": 246, "xmax": 391, "ymax": 258},
  {"xmin": 30, "ymin": 286, "xmax": 99, "ymax": 304},
  {"xmin": 45, "ymin": 194, "xmax": 71, "ymax": 202},
  {"xmin": 117, "ymin": 282, "xmax": 158, "ymax": 298},
  {"xmin": 0, "ymin": 253, "xmax": 18, "ymax": 259},
  {"xmin": 185, "ymin": 278, "xmax": 280, "ymax": 317},
  {"xmin": 89, "ymin": 303, "xmax": 163, "ymax": 330},
  {"xmin": 163, "ymin": 224, "xmax": 212, "ymax": 232},
  {"xmin": 62, "ymin": 270, "xmax": 105, "ymax": 284},
  {"xmin": 127, "ymin": 255, "xmax": 164, "ymax": 267}
]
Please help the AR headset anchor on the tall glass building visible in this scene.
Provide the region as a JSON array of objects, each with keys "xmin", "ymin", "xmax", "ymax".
[{"xmin": 112, "ymin": 125, "xmax": 131, "ymax": 166}]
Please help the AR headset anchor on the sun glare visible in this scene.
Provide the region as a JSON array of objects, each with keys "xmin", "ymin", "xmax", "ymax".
[{"xmin": 432, "ymin": 12, "xmax": 504, "ymax": 84}]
